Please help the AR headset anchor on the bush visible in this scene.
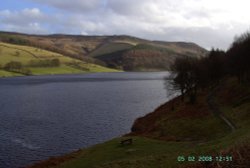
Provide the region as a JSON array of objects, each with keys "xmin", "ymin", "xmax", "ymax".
[
  {"xmin": 3, "ymin": 61, "xmax": 32, "ymax": 75},
  {"xmin": 28, "ymin": 59, "xmax": 60, "ymax": 67},
  {"xmin": 21, "ymin": 68, "xmax": 32, "ymax": 75},
  {"xmin": 66, "ymin": 61, "xmax": 90, "ymax": 71},
  {"xmin": 4, "ymin": 61, "xmax": 23, "ymax": 71},
  {"xmin": 51, "ymin": 58, "xmax": 60, "ymax": 67}
]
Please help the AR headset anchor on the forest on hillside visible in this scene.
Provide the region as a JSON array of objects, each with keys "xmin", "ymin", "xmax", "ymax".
[{"xmin": 170, "ymin": 31, "xmax": 250, "ymax": 104}]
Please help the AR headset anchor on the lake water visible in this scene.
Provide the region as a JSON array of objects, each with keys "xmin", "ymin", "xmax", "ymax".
[{"xmin": 0, "ymin": 72, "xmax": 171, "ymax": 168}]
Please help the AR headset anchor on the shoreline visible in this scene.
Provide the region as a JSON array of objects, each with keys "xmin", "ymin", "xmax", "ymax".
[
  {"xmin": 0, "ymin": 70, "xmax": 124, "ymax": 78},
  {"xmin": 0, "ymin": 70, "xmax": 171, "ymax": 79},
  {"xmin": 26, "ymin": 98, "xmax": 174, "ymax": 168},
  {"xmin": 25, "ymin": 76, "xmax": 250, "ymax": 168}
]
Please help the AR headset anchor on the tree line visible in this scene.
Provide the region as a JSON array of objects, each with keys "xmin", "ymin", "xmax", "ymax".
[
  {"xmin": 0, "ymin": 58, "xmax": 60, "ymax": 75},
  {"xmin": 169, "ymin": 31, "xmax": 250, "ymax": 104},
  {"xmin": 2, "ymin": 61, "xmax": 31, "ymax": 75}
]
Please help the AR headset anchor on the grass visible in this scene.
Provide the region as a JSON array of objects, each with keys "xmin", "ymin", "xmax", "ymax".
[
  {"xmin": 29, "ymin": 64, "xmax": 118, "ymax": 75},
  {"xmin": 0, "ymin": 42, "xmax": 70, "ymax": 64},
  {"xmin": 133, "ymin": 43, "xmax": 174, "ymax": 54},
  {"xmin": 0, "ymin": 69, "xmax": 22, "ymax": 77},
  {"xmin": 56, "ymin": 137, "xmax": 191, "ymax": 168},
  {"xmin": 29, "ymin": 65, "xmax": 84, "ymax": 75},
  {"xmin": 30, "ymin": 77, "xmax": 249, "ymax": 168},
  {"xmin": 89, "ymin": 42, "xmax": 133, "ymax": 57},
  {"xmin": 131, "ymin": 90, "xmax": 232, "ymax": 141},
  {"xmin": 55, "ymin": 129, "xmax": 249, "ymax": 168},
  {"xmin": 156, "ymin": 117, "xmax": 230, "ymax": 141},
  {"xmin": 0, "ymin": 42, "xmax": 119, "ymax": 77}
]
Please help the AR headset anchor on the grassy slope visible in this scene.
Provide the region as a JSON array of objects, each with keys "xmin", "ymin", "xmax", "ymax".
[
  {"xmin": 0, "ymin": 42, "xmax": 119, "ymax": 77},
  {"xmin": 0, "ymin": 32, "xmax": 207, "ymax": 71},
  {"xmin": 0, "ymin": 69, "xmax": 22, "ymax": 77},
  {"xmin": 95, "ymin": 43, "xmax": 180, "ymax": 71},
  {"xmin": 29, "ymin": 77, "xmax": 250, "ymax": 168},
  {"xmin": 89, "ymin": 42, "xmax": 134, "ymax": 57}
]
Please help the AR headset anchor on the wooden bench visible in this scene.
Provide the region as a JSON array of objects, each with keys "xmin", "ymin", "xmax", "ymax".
[{"xmin": 120, "ymin": 138, "xmax": 133, "ymax": 145}]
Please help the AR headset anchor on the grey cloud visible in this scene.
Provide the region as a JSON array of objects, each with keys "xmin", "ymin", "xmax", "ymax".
[
  {"xmin": 0, "ymin": 8, "xmax": 47, "ymax": 26},
  {"xmin": 160, "ymin": 27, "xmax": 233, "ymax": 50},
  {"xmin": 0, "ymin": 8, "xmax": 57, "ymax": 34},
  {"xmin": 29, "ymin": 0, "xmax": 103, "ymax": 12},
  {"xmin": 107, "ymin": 0, "xmax": 171, "ymax": 23},
  {"xmin": 108, "ymin": 0, "xmax": 176, "ymax": 15},
  {"xmin": 58, "ymin": 12, "xmax": 230, "ymax": 49},
  {"xmin": 184, "ymin": 10, "xmax": 211, "ymax": 20},
  {"xmin": 1, "ymin": 22, "xmax": 48, "ymax": 34},
  {"xmin": 1, "ymin": 0, "xmax": 250, "ymax": 50},
  {"xmin": 107, "ymin": 0, "xmax": 141, "ymax": 15}
]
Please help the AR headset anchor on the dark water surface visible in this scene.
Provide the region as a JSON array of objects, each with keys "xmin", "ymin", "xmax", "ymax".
[{"xmin": 0, "ymin": 72, "xmax": 170, "ymax": 168}]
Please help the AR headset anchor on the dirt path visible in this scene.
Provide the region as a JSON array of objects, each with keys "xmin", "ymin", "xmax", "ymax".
[{"xmin": 207, "ymin": 84, "xmax": 236, "ymax": 132}]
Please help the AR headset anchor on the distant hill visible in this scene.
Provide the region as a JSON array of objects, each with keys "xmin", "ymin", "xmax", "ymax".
[{"xmin": 0, "ymin": 31, "xmax": 207, "ymax": 71}]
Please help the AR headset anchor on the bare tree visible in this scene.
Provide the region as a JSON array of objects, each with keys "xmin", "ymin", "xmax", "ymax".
[
  {"xmin": 227, "ymin": 31, "xmax": 250, "ymax": 83},
  {"xmin": 169, "ymin": 56, "xmax": 199, "ymax": 104}
]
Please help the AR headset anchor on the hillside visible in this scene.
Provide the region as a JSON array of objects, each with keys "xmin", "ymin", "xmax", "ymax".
[
  {"xmin": 0, "ymin": 31, "xmax": 207, "ymax": 71},
  {"xmin": 27, "ymin": 77, "xmax": 250, "ymax": 168},
  {"xmin": 0, "ymin": 42, "xmax": 119, "ymax": 77},
  {"xmin": 27, "ymin": 31, "xmax": 250, "ymax": 168}
]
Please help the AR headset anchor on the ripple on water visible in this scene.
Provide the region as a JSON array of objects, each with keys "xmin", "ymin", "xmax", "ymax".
[
  {"xmin": 0, "ymin": 72, "xmax": 170, "ymax": 168},
  {"xmin": 11, "ymin": 138, "xmax": 40, "ymax": 150}
]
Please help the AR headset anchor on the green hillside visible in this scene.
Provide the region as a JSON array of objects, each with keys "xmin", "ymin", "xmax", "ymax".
[
  {"xmin": 0, "ymin": 31, "xmax": 207, "ymax": 71},
  {"xmin": 96, "ymin": 43, "xmax": 184, "ymax": 71},
  {"xmin": 89, "ymin": 42, "xmax": 134, "ymax": 57},
  {"xmin": 0, "ymin": 42, "xmax": 119, "ymax": 77}
]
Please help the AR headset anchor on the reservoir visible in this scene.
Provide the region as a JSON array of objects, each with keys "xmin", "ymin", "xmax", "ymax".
[{"xmin": 0, "ymin": 72, "xmax": 170, "ymax": 168}]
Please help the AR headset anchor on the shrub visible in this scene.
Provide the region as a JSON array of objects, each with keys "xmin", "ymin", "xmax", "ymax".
[
  {"xmin": 28, "ymin": 59, "xmax": 60, "ymax": 67},
  {"xmin": 51, "ymin": 58, "xmax": 60, "ymax": 67},
  {"xmin": 4, "ymin": 61, "xmax": 23, "ymax": 71}
]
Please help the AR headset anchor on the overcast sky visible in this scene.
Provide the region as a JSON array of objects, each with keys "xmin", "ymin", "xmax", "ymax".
[{"xmin": 0, "ymin": 0, "xmax": 250, "ymax": 50}]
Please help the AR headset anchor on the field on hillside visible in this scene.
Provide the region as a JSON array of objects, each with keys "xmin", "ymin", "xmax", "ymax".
[
  {"xmin": 95, "ymin": 43, "xmax": 178, "ymax": 71},
  {"xmin": 0, "ymin": 32, "xmax": 207, "ymax": 71},
  {"xmin": 0, "ymin": 42, "xmax": 119, "ymax": 77},
  {"xmin": 89, "ymin": 42, "xmax": 133, "ymax": 57}
]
